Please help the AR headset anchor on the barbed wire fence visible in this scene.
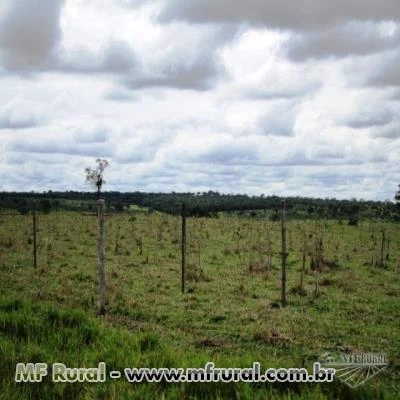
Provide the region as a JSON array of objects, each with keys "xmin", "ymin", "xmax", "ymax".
[{"xmin": 0, "ymin": 206, "xmax": 399, "ymax": 336}]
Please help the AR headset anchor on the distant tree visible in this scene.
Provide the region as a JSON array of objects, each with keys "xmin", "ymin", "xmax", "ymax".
[
  {"xmin": 395, "ymin": 185, "xmax": 400, "ymax": 205},
  {"xmin": 39, "ymin": 199, "xmax": 51, "ymax": 214},
  {"xmin": 85, "ymin": 159, "xmax": 109, "ymax": 199},
  {"xmin": 270, "ymin": 209, "xmax": 280, "ymax": 222},
  {"xmin": 114, "ymin": 202, "xmax": 124, "ymax": 213},
  {"xmin": 348, "ymin": 215, "xmax": 358, "ymax": 226},
  {"xmin": 17, "ymin": 200, "xmax": 30, "ymax": 215}
]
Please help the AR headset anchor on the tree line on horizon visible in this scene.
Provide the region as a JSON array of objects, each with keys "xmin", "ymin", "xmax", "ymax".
[{"xmin": 0, "ymin": 190, "xmax": 398, "ymax": 222}]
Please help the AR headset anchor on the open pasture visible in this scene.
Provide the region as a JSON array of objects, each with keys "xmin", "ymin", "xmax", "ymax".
[{"xmin": 0, "ymin": 211, "xmax": 399, "ymax": 399}]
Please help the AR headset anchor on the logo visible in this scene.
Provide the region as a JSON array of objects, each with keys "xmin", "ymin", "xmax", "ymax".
[{"xmin": 320, "ymin": 352, "xmax": 388, "ymax": 388}]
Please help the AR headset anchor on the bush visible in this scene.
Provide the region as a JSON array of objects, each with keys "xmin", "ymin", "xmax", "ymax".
[{"xmin": 348, "ymin": 216, "xmax": 358, "ymax": 226}]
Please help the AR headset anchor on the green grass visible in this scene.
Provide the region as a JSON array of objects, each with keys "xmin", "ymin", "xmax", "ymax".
[{"xmin": 0, "ymin": 212, "xmax": 399, "ymax": 399}]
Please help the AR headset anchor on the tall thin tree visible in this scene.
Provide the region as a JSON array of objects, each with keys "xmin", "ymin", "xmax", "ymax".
[{"xmin": 85, "ymin": 159, "xmax": 110, "ymax": 200}]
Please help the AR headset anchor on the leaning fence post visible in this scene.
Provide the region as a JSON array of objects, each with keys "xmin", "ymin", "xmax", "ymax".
[
  {"xmin": 280, "ymin": 200, "xmax": 287, "ymax": 307},
  {"xmin": 97, "ymin": 199, "xmax": 106, "ymax": 315},
  {"xmin": 181, "ymin": 202, "xmax": 186, "ymax": 294}
]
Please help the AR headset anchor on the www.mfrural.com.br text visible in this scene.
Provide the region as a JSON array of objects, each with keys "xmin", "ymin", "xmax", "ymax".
[{"xmin": 15, "ymin": 362, "xmax": 335, "ymax": 383}]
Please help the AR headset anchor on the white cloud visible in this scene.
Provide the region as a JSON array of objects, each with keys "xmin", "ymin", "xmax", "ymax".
[
  {"xmin": 0, "ymin": 97, "xmax": 42, "ymax": 129},
  {"xmin": 220, "ymin": 29, "xmax": 322, "ymax": 100},
  {"xmin": 0, "ymin": 0, "xmax": 398, "ymax": 200}
]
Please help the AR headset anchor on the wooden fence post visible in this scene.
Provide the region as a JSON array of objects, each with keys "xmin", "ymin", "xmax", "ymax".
[
  {"xmin": 97, "ymin": 199, "xmax": 106, "ymax": 315},
  {"xmin": 181, "ymin": 202, "xmax": 186, "ymax": 294},
  {"xmin": 281, "ymin": 200, "xmax": 287, "ymax": 307},
  {"xmin": 300, "ymin": 231, "xmax": 306, "ymax": 290},
  {"xmin": 33, "ymin": 207, "xmax": 37, "ymax": 269},
  {"xmin": 380, "ymin": 229, "xmax": 386, "ymax": 267},
  {"xmin": 314, "ymin": 224, "xmax": 322, "ymax": 297}
]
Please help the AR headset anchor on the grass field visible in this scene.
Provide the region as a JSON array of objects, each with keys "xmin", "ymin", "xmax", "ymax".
[{"xmin": 0, "ymin": 210, "xmax": 399, "ymax": 399}]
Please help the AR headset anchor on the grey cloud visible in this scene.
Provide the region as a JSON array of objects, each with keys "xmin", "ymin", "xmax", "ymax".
[
  {"xmin": 0, "ymin": 110, "xmax": 39, "ymax": 129},
  {"xmin": 118, "ymin": 0, "xmax": 149, "ymax": 7},
  {"xmin": 253, "ymin": 103, "xmax": 297, "ymax": 136},
  {"xmin": 237, "ymin": 69, "xmax": 321, "ymax": 101},
  {"xmin": 0, "ymin": 0, "xmax": 138, "ymax": 76},
  {"xmin": 244, "ymin": 87, "xmax": 310, "ymax": 100},
  {"xmin": 103, "ymin": 88, "xmax": 138, "ymax": 102},
  {"xmin": 285, "ymin": 22, "xmax": 400, "ymax": 61},
  {"xmin": 315, "ymin": 175, "xmax": 349, "ymax": 187},
  {"xmin": 370, "ymin": 125, "xmax": 400, "ymax": 139},
  {"xmin": 72, "ymin": 126, "xmax": 111, "ymax": 143},
  {"xmin": 125, "ymin": 59, "xmax": 219, "ymax": 91},
  {"xmin": 245, "ymin": 167, "xmax": 292, "ymax": 181},
  {"xmin": 56, "ymin": 40, "xmax": 137, "ymax": 74},
  {"xmin": 156, "ymin": 0, "xmax": 400, "ymax": 30},
  {"xmin": 388, "ymin": 89, "xmax": 400, "ymax": 100},
  {"xmin": 266, "ymin": 152, "xmax": 320, "ymax": 167},
  {"xmin": 116, "ymin": 151, "xmax": 150, "ymax": 163},
  {"xmin": 174, "ymin": 139, "xmax": 261, "ymax": 165},
  {"xmin": 367, "ymin": 51, "xmax": 400, "ymax": 87},
  {"xmin": 259, "ymin": 151, "xmax": 385, "ymax": 167},
  {"xmin": 11, "ymin": 139, "xmax": 114, "ymax": 157},
  {"xmin": 0, "ymin": 166, "xmax": 61, "ymax": 191},
  {"xmin": 341, "ymin": 108, "xmax": 393, "ymax": 129},
  {"xmin": 193, "ymin": 142, "xmax": 259, "ymax": 164},
  {"xmin": 102, "ymin": 40, "xmax": 137, "ymax": 72},
  {"xmin": 0, "ymin": 0, "xmax": 64, "ymax": 71},
  {"xmin": 132, "ymin": 170, "xmax": 178, "ymax": 181},
  {"xmin": 115, "ymin": 125, "xmax": 177, "ymax": 163},
  {"xmin": 0, "ymin": 161, "xmax": 77, "ymax": 192},
  {"xmin": 0, "ymin": 99, "xmax": 41, "ymax": 129},
  {"xmin": 310, "ymin": 146, "xmax": 345, "ymax": 160},
  {"xmin": 124, "ymin": 26, "xmax": 236, "ymax": 91},
  {"xmin": 0, "ymin": 0, "xmax": 230, "ymax": 92},
  {"xmin": 5, "ymin": 152, "xmax": 70, "ymax": 165},
  {"xmin": 304, "ymin": 168, "xmax": 375, "ymax": 182}
]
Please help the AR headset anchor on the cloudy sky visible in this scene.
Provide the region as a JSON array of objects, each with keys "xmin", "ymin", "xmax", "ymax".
[{"xmin": 0, "ymin": 0, "xmax": 399, "ymax": 200}]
